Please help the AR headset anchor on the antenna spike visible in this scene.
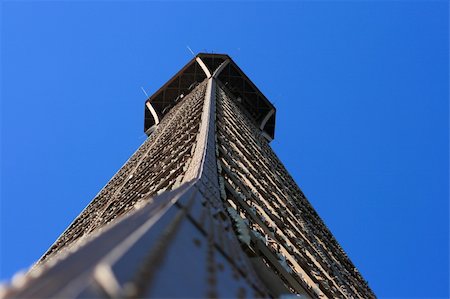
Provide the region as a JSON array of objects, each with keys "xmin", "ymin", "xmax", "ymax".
[
  {"xmin": 140, "ymin": 86, "xmax": 150, "ymax": 99},
  {"xmin": 186, "ymin": 46, "xmax": 195, "ymax": 56}
]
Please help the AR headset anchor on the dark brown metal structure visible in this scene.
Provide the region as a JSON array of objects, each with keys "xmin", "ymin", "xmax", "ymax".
[
  {"xmin": 1, "ymin": 54, "xmax": 375, "ymax": 299},
  {"xmin": 144, "ymin": 54, "xmax": 275, "ymax": 140}
]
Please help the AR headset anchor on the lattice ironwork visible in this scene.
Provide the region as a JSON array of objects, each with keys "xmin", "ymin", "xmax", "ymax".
[
  {"xmin": 1, "ymin": 54, "xmax": 374, "ymax": 299},
  {"xmin": 37, "ymin": 80, "xmax": 208, "ymax": 266},
  {"xmin": 215, "ymin": 81, "xmax": 374, "ymax": 298}
]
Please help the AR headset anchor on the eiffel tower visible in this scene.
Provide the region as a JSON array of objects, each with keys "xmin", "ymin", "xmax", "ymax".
[{"xmin": 2, "ymin": 54, "xmax": 375, "ymax": 299}]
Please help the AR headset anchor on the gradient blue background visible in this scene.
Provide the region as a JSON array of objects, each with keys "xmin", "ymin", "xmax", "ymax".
[{"xmin": 1, "ymin": 1, "xmax": 448, "ymax": 298}]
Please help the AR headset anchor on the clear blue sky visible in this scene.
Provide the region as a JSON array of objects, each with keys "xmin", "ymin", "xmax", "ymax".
[{"xmin": 1, "ymin": 1, "xmax": 448, "ymax": 298}]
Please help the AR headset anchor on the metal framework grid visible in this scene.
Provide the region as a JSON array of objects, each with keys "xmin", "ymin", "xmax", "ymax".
[{"xmin": 1, "ymin": 54, "xmax": 375, "ymax": 299}]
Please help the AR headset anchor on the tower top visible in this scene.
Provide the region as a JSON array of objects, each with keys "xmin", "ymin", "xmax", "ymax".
[{"xmin": 144, "ymin": 53, "xmax": 276, "ymax": 140}]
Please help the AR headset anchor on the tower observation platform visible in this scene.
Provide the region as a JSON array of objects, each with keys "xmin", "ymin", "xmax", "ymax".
[
  {"xmin": 144, "ymin": 53, "xmax": 275, "ymax": 140},
  {"xmin": 1, "ymin": 54, "xmax": 375, "ymax": 299}
]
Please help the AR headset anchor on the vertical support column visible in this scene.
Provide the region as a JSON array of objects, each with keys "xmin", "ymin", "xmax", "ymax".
[
  {"xmin": 182, "ymin": 58, "xmax": 230, "ymax": 195},
  {"xmin": 182, "ymin": 77, "xmax": 215, "ymax": 182},
  {"xmin": 181, "ymin": 77, "xmax": 221, "ymax": 202}
]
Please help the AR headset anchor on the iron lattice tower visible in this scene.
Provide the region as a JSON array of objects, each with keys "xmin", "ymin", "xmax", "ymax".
[{"xmin": 3, "ymin": 54, "xmax": 375, "ymax": 299}]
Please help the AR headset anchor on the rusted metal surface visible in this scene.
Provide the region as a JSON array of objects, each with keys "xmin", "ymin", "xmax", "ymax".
[{"xmin": 1, "ymin": 55, "xmax": 374, "ymax": 299}]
